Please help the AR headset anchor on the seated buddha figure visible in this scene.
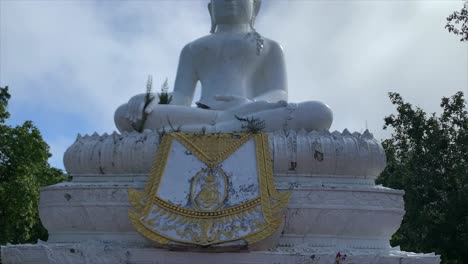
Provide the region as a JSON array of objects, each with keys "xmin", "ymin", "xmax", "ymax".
[{"xmin": 115, "ymin": 0, "xmax": 333, "ymax": 133}]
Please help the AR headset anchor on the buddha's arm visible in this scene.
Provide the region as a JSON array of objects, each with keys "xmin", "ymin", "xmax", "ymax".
[
  {"xmin": 171, "ymin": 44, "xmax": 198, "ymax": 106},
  {"xmin": 253, "ymin": 41, "xmax": 288, "ymax": 103}
]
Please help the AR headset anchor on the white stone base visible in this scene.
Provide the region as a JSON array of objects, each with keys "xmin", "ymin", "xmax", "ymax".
[
  {"xmin": 0, "ymin": 129, "xmax": 440, "ymax": 263},
  {"xmin": 36, "ymin": 180, "xmax": 405, "ymax": 250},
  {"xmin": 1, "ymin": 242, "xmax": 440, "ymax": 264}
]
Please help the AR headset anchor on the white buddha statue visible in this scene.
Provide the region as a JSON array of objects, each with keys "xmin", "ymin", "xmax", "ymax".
[{"xmin": 115, "ymin": 0, "xmax": 333, "ymax": 133}]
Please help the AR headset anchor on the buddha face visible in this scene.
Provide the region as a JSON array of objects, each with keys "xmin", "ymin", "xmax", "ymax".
[{"xmin": 210, "ymin": 0, "xmax": 255, "ymax": 25}]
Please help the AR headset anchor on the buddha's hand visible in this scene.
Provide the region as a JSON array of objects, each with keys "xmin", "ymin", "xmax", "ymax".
[
  {"xmin": 214, "ymin": 95, "xmax": 254, "ymax": 110},
  {"xmin": 126, "ymin": 93, "xmax": 156, "ymax": 123}
]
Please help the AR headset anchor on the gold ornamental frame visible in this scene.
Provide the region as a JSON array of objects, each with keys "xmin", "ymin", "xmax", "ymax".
[{"xmin": 128, "ymin": 132, "xmax": 290, "ymax": 247}]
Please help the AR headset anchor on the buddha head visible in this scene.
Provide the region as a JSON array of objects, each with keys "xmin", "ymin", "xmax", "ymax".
[{"xmin": 208, "ymin": 0, "xmax": 262, "ymax": 33}]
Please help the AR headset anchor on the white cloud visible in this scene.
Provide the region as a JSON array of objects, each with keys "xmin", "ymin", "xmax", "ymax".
[
  {"xmin": 1, "ymin": 1, "xmax": 209, "ymax": 133},
  {"xmin": 260, "ymin": 0, "xmax": 468, "ymax": 139},
  {"xmin": 1, "ymin": 0, "xmax": 467, "ymax": 169}
]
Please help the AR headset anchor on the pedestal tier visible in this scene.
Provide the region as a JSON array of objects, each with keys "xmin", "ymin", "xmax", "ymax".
[
  {"xmin": 64, "ymin": 130, "xmax": 386, "ymax": 180},
  {"xmin": 38, "ymin": 178, "xmax": 404, "ymax": 250},
  {"xmin": 1, "ymin": 242, "xmax": 440, "ymax": 264}
]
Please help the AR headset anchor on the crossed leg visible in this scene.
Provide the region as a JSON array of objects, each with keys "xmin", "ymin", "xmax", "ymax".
[{"xmin": 115, "ymin": 101, "xmax": 332, "ymax": 133}]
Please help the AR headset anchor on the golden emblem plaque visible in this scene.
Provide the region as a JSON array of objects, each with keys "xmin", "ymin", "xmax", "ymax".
[{"xmin": 129, "ymin": 133, "xmax": 290, "ymax": 247}]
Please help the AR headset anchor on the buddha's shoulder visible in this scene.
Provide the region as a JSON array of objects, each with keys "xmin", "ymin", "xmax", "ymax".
[
  {"xmin": 182, "ymin": 35, "xmax": 216, "ymax": 51},
  {"xmin": 245, "ymin": 36, "xmax": 285, "ymax": 56},
  {"xmin": 190, "ymin": 34, "xmax": 216, "ymax": 44},
  {"xmin": 181, "ymin": 34, "xmax": 284, "ymax": 55},
  {"xmin": 261, "ymin": 37, "xmax": 284, "ymax": 54}
]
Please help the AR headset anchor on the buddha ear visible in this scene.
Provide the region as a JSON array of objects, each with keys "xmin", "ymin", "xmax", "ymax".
[
  {"xmin": 253, "ymin": 0, "xmax": 262, "ymax": 17},
  {"xmin": 208, "ymin": 2, "xmax": 216, "ymax": 34},
  {"xmin": 250, "ymin": 0, "xmax": 261, "ymax": 31}
]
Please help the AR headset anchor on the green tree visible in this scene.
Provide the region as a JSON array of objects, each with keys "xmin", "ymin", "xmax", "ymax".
[
  {"xmin": 377, "ymin": 92, "xmax": 468, "ymax": 264},
  {"xmin": 0, "ymin": 86, "xmax": 67, "ymax": 245},
  {"xmin": 446, "ymin": 1, "xmax": 468, "ymax": 41}
]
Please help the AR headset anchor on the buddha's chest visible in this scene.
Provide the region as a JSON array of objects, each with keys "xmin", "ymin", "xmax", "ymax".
[{"xmin": 192, "ymin": 37, "xmax": 264, "ymax": 76}]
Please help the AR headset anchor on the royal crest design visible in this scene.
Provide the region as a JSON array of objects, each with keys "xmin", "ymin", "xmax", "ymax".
[
  {"xmin": 191, "ymin": 167, "xmax": 228, "ymax": 211},
  {"xmin": 128, "ymin": 133, "xmax": 290, "ymax": 247}
]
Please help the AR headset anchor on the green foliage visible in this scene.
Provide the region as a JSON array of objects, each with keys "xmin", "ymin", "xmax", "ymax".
[
  {"xmin": 377, "ymin": 92, "xmax": 468, "ymax": 264},
  {"xmin": 0, "ymin": 86, "xmax": 67, "ymax": 245},
  {"xmin": 136, "ymin": 75, "xmax": 156, "ymax": 133},
  {"xmin": 158, "ymin": 78, "xmax": 172, "ymax": 105},
  {"xmin": 446, "ymin": 2, "xmax": 468, "ymax": 41},
  {"xmin": 235, "ymin": 115, "xmax": 266, "ymax": 133},
  {"xmin": 0, "ymin": 86, "xmax": 11, "ymax": 123},
  {"xmin": 137, "ymin": 76, "xmax": 172, "ymax": 133}
]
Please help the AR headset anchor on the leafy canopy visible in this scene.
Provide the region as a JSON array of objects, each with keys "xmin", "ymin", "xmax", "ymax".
[
  {"xmin": 446, "ymin": 1, "xmax": 468, "ymax": 41},
  {"xmin": 378, "ymin": 92, "xmax": 468, "ymax": 264},
  {"xmin": 0, "ymin": 86, "xmax": 67, "ymax": 245}
]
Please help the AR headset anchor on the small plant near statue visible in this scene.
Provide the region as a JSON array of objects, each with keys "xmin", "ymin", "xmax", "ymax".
[
  {"xmin": 235, "ymin": 115, "xmax": 266, "ymax": 133},
  {"xmin": 136, "ymin": 76, "xmax": 173, "ymax": 132},
  {"xmin": 158, "ymin": 78, "xmax": 172, "ymax": 105},
  {"xmin": 335, "ymin": 252, "xmax": 347, "ymax": 264},
  {"xmin": 136, "ymin": 76, "xmax": 155, "ymax": 132}
]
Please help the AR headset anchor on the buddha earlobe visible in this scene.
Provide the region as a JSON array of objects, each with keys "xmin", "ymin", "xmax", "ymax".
[
  {"xmin": 250, "ymin": 0, "xmax": 262, "ymax": 31},
  {"xmin": 254, "ymin": 0, "xmax": 262, "ymax": 17},
  {"xmin": 208, "ymin": 3, "xmax": 216, "ymax": 34},
  {"xmin": 249, "ymin": 18, "xmax": 255, "ymax": 31}
]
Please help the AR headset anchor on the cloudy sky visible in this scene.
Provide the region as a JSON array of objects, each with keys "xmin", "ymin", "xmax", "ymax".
[{"xmin": 1, "ymin": 0, "xmax": 467, "ymax": 170}]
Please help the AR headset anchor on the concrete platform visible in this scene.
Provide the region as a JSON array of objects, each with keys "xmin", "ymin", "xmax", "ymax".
[{"xmin": 1, "ymin": 242, "xmax": 440, "ymax": 264}]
